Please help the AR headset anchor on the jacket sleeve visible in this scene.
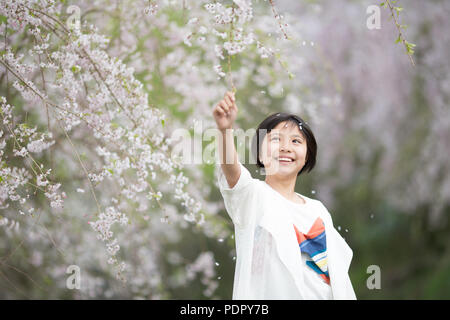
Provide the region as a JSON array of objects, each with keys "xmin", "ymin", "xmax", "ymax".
[{"xmin": 217, "ymin": 161, "xmax": 255, "ymax": 228}]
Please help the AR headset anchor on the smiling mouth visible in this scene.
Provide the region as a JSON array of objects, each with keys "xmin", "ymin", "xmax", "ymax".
[{"xmin": 275, "ymin": 157, "xmax": 295, "ymax": 163}]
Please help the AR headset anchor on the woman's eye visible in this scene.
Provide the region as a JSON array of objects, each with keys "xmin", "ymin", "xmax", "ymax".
[
  {"xmin": 294, "ymin": 139, "xmax": 301, "ymax": 143},
  {"xmin": 271, "ymin": 137, "xmax": 279, "ymax": 141}
]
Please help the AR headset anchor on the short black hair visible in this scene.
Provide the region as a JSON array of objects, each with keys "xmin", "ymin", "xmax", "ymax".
[{"xmin": 251, "ymin": 112, "xmax": 317, "ymax": 176}]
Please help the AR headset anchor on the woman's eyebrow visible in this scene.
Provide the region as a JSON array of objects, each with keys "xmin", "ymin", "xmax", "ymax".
[{"xmin": 269, "ymin": 132, "xmax": 304, "ymax": 139}]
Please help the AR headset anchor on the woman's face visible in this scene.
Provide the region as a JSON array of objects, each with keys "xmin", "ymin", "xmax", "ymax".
[{"xmin": 260, "ymin": 121, "xmax": 307, "ymax": 177}]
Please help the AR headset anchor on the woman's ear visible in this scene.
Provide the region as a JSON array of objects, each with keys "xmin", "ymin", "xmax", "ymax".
[{"xmin": 259, "ymin": 156, "xmax": 265, "ymax": 166}]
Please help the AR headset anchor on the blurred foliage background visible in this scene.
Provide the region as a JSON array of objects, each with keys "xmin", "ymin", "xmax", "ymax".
[{"xmin": 0, "ymin": 0, "xmax": 449, "ymax": 299}]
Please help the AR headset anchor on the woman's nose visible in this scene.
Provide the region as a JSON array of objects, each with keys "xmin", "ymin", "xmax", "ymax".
[{"xmin": 280, "ymin": 143, "xmax": 291, "ymax": 152}]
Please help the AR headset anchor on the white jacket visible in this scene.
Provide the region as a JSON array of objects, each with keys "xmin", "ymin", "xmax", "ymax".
[{"xmin": 217, "ymin": 162, "xmax": 357, "ymax": 300}]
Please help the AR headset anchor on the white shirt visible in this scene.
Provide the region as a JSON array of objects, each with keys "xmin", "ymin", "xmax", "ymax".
[
  {"xmin": 217, "ymin": 161, "xmax": 356, "ymax": 300},
  {"xmin": 287, "ymin": 196, "xmax": 333, "ymax": 299}
]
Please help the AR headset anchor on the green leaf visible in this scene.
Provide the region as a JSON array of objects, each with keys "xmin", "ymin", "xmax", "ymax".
[{"xmin": 405, "ymin": 41, "xmax": 415, "ymax": 55}]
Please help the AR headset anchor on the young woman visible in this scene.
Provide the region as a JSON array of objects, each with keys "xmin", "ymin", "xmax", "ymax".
[{"xmin": 213, "ymin": 91, "xmax": 356, "ymax": 300}]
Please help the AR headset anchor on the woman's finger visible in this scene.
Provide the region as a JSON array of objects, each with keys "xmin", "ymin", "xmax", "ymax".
[
  {"xmin": 220, "ymin": 105, "xmax": 229, "ymax": 116},
  {"xmin": 227, "ymin": 91, "xmax": 235, "ymax": 102},
  {"xmin": 220, "ymin": 101, "xmax": 230, "ymax": 113},
  {"xmin": 224, "ymin": 96, "xmax": 233, "ymax": 108},
  {"xmin": 215, "ymin": 105, "xmax": 225, "ymax": 116}
]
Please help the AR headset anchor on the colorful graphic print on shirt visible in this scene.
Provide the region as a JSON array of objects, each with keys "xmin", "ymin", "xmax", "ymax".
[{"xmin": 293, "ymin": 217, "xmax": 330, "ymax": 285}]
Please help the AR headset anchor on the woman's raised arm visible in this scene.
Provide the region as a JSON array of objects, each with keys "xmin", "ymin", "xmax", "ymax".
[{"xmin": 213, "ymin": 91, "xmax": 240, "ymax": 189}]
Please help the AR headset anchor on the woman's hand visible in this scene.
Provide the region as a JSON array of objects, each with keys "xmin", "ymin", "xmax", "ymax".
[{"xmin": 213, "ymin": 91, "xmax": 238, "ymax": 130}]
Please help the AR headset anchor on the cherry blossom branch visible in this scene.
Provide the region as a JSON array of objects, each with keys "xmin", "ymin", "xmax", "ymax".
[
  {"xmin": 0, "ymin": 268, "xmax": 32, "ymax": 298},
  {"xmin": 0, "ymin": 261, "xmax": 48, "ymax": 293},
  {"xmin": 268, "ymin": 0, "xmax": 289, "ymax": 40},
  {"xmin": 0, "ymin": 59, "xmax": 82, "ymax": 119},
  {"xmin": 2, "ymin": 53, "xmax": 168, "ymax": 220},
  {"xmin": 0, "ymin": 211, "xmax": 43, "ymax": 264},
  {"xmin": 227, "ymin": 3, "xmax": 236, "ymax": 93},
  {"xmin": 0, "ymin": 109, "xmax": 43, "ymax": 177},
  {"xmin": 56, "ymin": 118, "xmax": 102, "ymax": 216}
]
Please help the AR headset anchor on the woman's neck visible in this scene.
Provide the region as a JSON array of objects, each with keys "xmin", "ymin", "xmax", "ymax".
[{"xmin": 264, "ymin": 175, "xmax": 297, "ymax": 200}]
